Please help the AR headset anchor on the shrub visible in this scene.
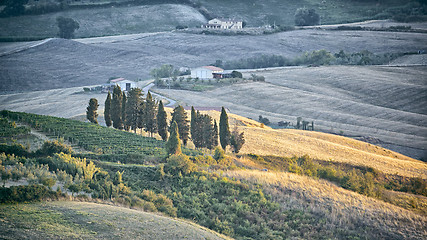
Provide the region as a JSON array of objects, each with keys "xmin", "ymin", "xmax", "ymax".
[
  {"xmin": 0, "ymin": 185, "xmax": 63, "ymax": 203},
  {"xmin": 0, "ymin": 144, "xmax": 29, "ymax": 157},
  {"xmin": 213, "ymin": 147, "xmax": 226, "ymax": 161},
  {"xmin": 165, "ymin": 154, "xmax": 196, "ymax": 175},
  {"xmin": 34, "ymin": 140, "xmax": 73, "ymax": 156},
  {"xmin": 295, "ymin": 8, "xmax": 320, "ymax": 26}
]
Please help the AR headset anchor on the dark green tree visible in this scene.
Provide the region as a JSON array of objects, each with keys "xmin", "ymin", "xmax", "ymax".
[
  {"xmin": 201, "ymin": 114, "xmax": 217, "ymax": 150},
  {"xmin": 0, "ymin": 0, "xmax": 28, "ymax": 17},
  {"xmin": 294, "ymin": 8, "xmax": 320, "ymax": 26},
  {"xmin": 56, "ymin": 16, "xmax": 80, "ymax": 39},
  {"xmin": 166, "ymin": 121, "xmax": 181, "ymax": 155},
  {"xmin": 104, "ymin": 91, "xmax": 112, "ymax": 127},
  {"xmin": 231, "ymin": 70, "xmax": 243, "ymax": 78},
  {"xmin": 157, "ymin": 100, "xmax": 168, "ymax": 141},
  {"xmin": 143, "ymin": 91, "xmax": 157, "ymax": 137},
  {"xmin": 125, "ymin": 88, "xmax": 143, "ymax": 133},
  {"xmin": 219, "ymin": 107, "xmax": 230, "ymax": 151},
  {"xmin": 213, "ymin": 119, "xmax": 219, "ymax": 147},
  {"xmin": 112, "ymin": 85, "xmax": 123, "ymax": 129},
  {"xmin": 170, "ymin": 105, "xmax": 189, "ymax": 146},
  {"xmin": 86, "ymin": 98, "xmax": 98, "ymax": 124},
  {"xmin": 230, "ymin": 126, "xmax": 245, "ymax": 154},
  {"xmin": 122, "ymin": 93, "xmax": 129, "ymax": 131},
  {"xmin": 190, "ymin": 106, "xmax": 197, "ymax": 141}
]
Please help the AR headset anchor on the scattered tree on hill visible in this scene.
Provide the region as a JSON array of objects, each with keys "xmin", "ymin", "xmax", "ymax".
[
  {"xmin": 294, "ymin": 8, "xmax": 320, "ymax": 26},
  {"xmin": 0, "ymin": 0, "xmax": 28, "ymax": 17},
  {"xmin": 231, "ymin": 70, "xmax": 243, "ymax": 78},
  {"xmin": 157, "ymin": 100, "xmax": 168, "ymax": 141},
  {"xmin": 143, "ymin": 91, "xmax": 157, "ymax": 137},
  {"xmin": 166, "ymin": 121, "xmax": 181, "ymax": 155},
  {"xmin": 219, "ymin": 107, "xmax": 230, "ymax": 151},
  {"xmin": 259, "ymin": 115, "xmax": 270, "ymax": 125},
  {"xmin": 104, "ymin": 91, "xmax": 112, "ymax": 127},
  {"xmin": 230, "ymin": 125, "xmax": 245, "ymax": 154},
  {"xmin": 170, "ymin": 105, "xmax": 189, "ymax": 146},
  {"xmin": 86, "ymin": 98, "xmax": 99, "ymax": 124},
  {"xmin": 56, "ymin": 16, "xmax": 80, "ymax": 39},
  {"xmin": 112, "ymin": 85, "xmax": 123, "ymax": 129},
  {"xmin": 191, "ymin": 110, "xmax": 218, "ymax": 150},
  {"xmin": 150, "ymin": 64, "xmax": 179, "ymax": 79},
  {"xmin": 122, "ymin": 93, "xmax": 129, "ymax": 131},
  {"xmin": 125, "ymin": 88, "xmax": 143, "ymax": 133}
]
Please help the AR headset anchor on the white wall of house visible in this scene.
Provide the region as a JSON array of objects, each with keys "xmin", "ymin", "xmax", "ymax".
[
  {"xmin": 191, "ymin": 68, "xmax": 213, "ymax": 79},
  {"xmin": 206, "ymin": 18, "xmax": 243, "ymax": 30},
  {"xmin": 116, "ymin": 80, "xmax": 136, "ymax": 91}
]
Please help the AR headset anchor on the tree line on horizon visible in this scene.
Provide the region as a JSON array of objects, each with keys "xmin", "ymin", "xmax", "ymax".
[{"xmin": 86, "ymin": 85, "xmax": 244, "ymax": 154}]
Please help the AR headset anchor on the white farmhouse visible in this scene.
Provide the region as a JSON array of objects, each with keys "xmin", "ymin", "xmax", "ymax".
[
  {"xmin": 110, "ymin": 78, "xmax": 136, "ymax": 91},
  {"xmin": 191, "ymin": 66, "xmax": 224, "ymax": 79},
  {"xmin": 202, "ymin": 18, "xmax": 243, "ymax": 30}
]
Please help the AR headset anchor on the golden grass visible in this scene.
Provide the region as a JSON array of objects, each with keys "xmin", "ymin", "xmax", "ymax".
[
  {"xmin": 239, "ymin": 127, "xmax": 427, "ymax": 178},
  {"xmin": 162, "ymin": 108, "xmax": 427, "ymax": 178},
  {"xmin": 226, "ymin": 170, "xmax": 427, "ymax": 238}
]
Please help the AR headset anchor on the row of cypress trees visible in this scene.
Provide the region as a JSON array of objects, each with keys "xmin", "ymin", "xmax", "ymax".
[{"xmin": 103, "ymin": 85, "xmax": 244, "ymax": 152}]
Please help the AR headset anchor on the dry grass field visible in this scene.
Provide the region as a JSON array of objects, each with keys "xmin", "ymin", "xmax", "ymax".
[
  {"xmin": 225, "ymin": 170, "xmax": 427, "ymax": 239},
  {"xmin": 0, "ymin": 201, "xmax": 229, "ymax": 240}
]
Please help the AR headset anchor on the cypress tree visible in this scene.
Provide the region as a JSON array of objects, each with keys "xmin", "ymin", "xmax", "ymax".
[
  {"xmin": 125, "ymin": 88, "xmax": 143, "ymax": 133},
  {"xmin": 219, "ymin": 107, "xmax": 230, "ymax": 151},
  {"xmin": 170, "ymin": 105, "xmax": 189, "ymax": 146},
  {"xmin": 202, "ymin": 114, "xmax": 216, "ymax": 150},
  {"xmin": 86, "ymin": 98, "xmax": 99, "ymax": 124},
  {"xmin": 122, "ymin": 92, "xmax": 129, "ymax": 131},
  {"xmin": 213, "ymin": 119, "xmax": 219, "ymax": 147},
  {"xmin": 230, "ymin": 125, "xmax": 245, "ymax": 154},
  {"xmin": 157, "ymin": 100, "xmax": 168, "ymax": 141},
  {"xmin": 104, "ymin": 91, "xmax": 112, "ymax": 127},
  {"xmin": 190, "ymin": 106, "xmax": 196, "ymax": 141},
  {"xmin": 112, "ymin": 85, "xmax": 123, "ymax": 129},
  {"xmin": 143, "ymin": 91, "xmax": 157, "ymax": 137},
  {"xmin": 166, "ymin": 121, "xmax": 181, "ymax": 155}
]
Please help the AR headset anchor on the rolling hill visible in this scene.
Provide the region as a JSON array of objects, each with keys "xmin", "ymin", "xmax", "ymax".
[
  {"xmin": 0, "ymin": 4, "xmax": 206, "ymax": 39},
  {"xmin": 1, "ymin": 28, "xmax": 426, "ymax": 93},
  {"xmin": 154, "ymin": 65, "xmax": 427, "ymax": 160},
  {"xmin": 0, "ymin": 201, "xmax": 229, "ymax": 240}
]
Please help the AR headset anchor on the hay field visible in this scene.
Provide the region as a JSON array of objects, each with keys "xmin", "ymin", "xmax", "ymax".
[
  {"xmin": 0, "ymin": 201, "xmax": 228, "ymax": 240},
  {"xmin": 155, "ymin": 65, "xmax": 427, "ymax": 160},
  {"xmin": 225, "ymin": 170, "xmax": 427, "ymax": 239}
]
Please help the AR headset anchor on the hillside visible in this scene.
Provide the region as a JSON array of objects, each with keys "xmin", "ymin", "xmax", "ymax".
[
  {"xmin": 199, "ymin": 0, "xmax": 425, "ymax": 26},
  {"xmin": 154, "ymin": 65, "xmax": 427, "ymax": 160},
  {"xmin": 0, "ymin": 201, "xmax": 228, "ymax": 240},
  {"xmin": 0, "ymin": 4, "xmax": 205, "ymax": 39},
  {"xmin": 225, "ymin": 170, "xmax": 427, "ymax": 239},
  {"xmin": 1, "ymin": 29, "xmax": 426, "ymax": 93}
]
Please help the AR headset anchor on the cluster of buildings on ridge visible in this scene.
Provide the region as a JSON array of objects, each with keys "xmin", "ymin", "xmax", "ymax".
[{"xmin": 201, "ymin": 18, "xmax": 244, "ymax": 30}]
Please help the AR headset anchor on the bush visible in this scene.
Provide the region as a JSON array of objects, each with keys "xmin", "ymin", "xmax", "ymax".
[
  {"xmin": 295, "ymin": 8, "xmax": 320, "ymax": 26},
  {"xmin": 34, "ymin": 140, "xmax": 73, "ymax": 156},
  {"xmin": 165, "ymin": 154, "xmax": 196, "ymax": 175},
  {"xmin": 0, "ymin": 185, "xmax": 63, "ymax": 203},
  {"xmin": 213, "ymin": 147, "xmax": 225, "ymax": 161},
  {"xmin": 0, "ymin": 144, "xmax": 30, "ymax": 157}
]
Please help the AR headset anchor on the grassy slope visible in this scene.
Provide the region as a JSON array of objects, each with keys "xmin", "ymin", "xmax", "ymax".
[
  {"xmin": 200, "ymin": 0, "xmax": 416, "ymax": 26},
  {"xmin": 0, "ymin": 201, "xmax": 228, "ymax": 240},
  {"xmin": 189, "ymin": 110, "xmax": 427, "ymax": 179},
  {"xmin": 225, "ymin": 170, "xmax": 427, "ymax": 239},
  {"xmin": 0, "ymin": 4, "xmax": 206, "ymax": 38}
]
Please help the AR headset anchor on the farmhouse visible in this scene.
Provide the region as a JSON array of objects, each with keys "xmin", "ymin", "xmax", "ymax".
[
  {"xmin": 191, "ymin": 66, "xmax": 224, "ymax": 79},
  {"xmin": 202, "ymin": 18, "xmax": 243, "ymax": 30},
  {"xmin": 103, "ymin": 78, "xmax": 136, "ymax": 92}
]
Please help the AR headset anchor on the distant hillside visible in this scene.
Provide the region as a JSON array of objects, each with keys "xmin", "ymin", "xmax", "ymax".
[
  {"xmin": 0, "ymin": 4, "xmax": 206, "ymax": 39},
  {"xmin": 1, "ymin": 28, "xmax": 426, "ymax": 93},
  {"xmin": 199, "ymin": 0, "xmax": 426, "ymax": 26},
  {"xmin": 0, "ymin": 201, "xmax": 228, "ymax": 240}
]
